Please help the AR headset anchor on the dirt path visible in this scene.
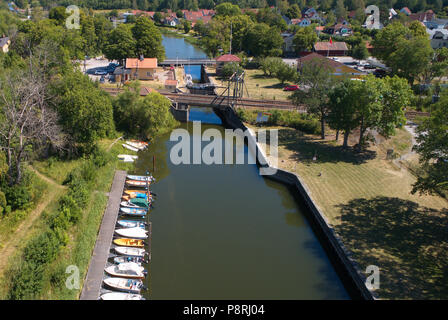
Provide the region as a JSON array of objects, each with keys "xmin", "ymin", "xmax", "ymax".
[
  {"xmin": 28, "ymin": 166, "xmax": 67, "ymax": 190},
  {"xmin": 107, "ymin": 136, "xmax": 123, "ymax": 151},
  {"xmin": 0, "ymin": 167, "xmax": 66, "ymax": 277},
  {"xmin": 0, "ymin": 187, "xmax": 63, "ymax": 274}
]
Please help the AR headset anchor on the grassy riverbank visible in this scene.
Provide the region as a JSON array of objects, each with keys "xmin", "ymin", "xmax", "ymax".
[
  {"xmin": 0, "ymin": 138, "xmax": 134, "ymax": 299},
  {"xmin": 251, "ymin": 123, "xmax": 448, "ymax": 299},
  {"xmin": 158, "ymin": 26, "xmax": 202, "ymax": 48}
]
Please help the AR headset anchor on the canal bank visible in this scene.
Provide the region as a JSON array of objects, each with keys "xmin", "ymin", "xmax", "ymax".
[{"xmin": 214, "ymin": 106, "xmax": 375, "ymax": 300}]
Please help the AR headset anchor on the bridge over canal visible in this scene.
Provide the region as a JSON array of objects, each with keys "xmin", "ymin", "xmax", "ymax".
[{"xmin": 159, "ymin": 58, "xmax": 216, "ymax": 66}]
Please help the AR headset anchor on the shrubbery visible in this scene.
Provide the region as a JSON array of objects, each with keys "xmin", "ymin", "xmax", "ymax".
[
  {"xmin": 236, "ymin": 109, "xmax": 321, "ymax": 135},
  {"xmin": 7, "ymin": 152, "xmax": 108, "ymax": 299}
]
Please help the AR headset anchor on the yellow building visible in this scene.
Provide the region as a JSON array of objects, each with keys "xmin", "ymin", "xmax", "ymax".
[{"xmin": 125, "ymin": 58, "xmax": 158, "ymax": 81}]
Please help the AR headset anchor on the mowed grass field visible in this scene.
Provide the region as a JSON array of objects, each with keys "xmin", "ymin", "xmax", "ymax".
[
  {"xmin": 208, "ymin": 68, "xmax": 294, "ymax": 101},
  {"xmin": 254, "ymin": 125, "xmax": 448, "ymax": 299}
]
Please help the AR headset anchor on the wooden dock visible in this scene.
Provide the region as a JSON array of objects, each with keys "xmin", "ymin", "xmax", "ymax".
[{"xmin": 79, "ymin": 170, "xmax": 127, "ymax": 300}]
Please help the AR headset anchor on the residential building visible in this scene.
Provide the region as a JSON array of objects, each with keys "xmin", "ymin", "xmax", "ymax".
[
  {"xmin": 282, "ymin": 33, "xmax": 295, "ymax": 55},
  {"xmin": 314, "ymin": 41, "xmax": 348, "ymax": 56},
  {"xmin": 163, "ymin": 15, "xmax": 180, "ymax": 27},
  {"xmin": 400, "ymin": 7, "xmax": 412, "ymax": 16},
  {"xmin": 291, "ymin": 18, "xmax": 311, "ymax": 27},
  {"xmin": 427, "ymin": 28, "xmax": 448, "ymax": 49},
  {"xmin": 410, "ymin": 9, "xmax": 435, "ymax": 22},
  {"xmin": 126, "ymin": 58, "xmax": 158, "ymax": 80},
  {"xmin": 215, "ymin": 54, "xmax": 241, "ymax": 75},
  {"xmin": 325, "ymin": 23, "xmax": 353, "ymax": 36},
  {"xmin": 297, "ymin": 52, "xmax": 365, "ymax": 78},
  {"xmin": 0, "ymin": 36, "xmax": 10, "ymax": 53}
]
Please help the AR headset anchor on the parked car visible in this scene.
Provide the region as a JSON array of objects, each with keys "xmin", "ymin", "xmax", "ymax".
[
  {"xmin": 94, "ymin": 69, "xmax": 108, "ymax": 75},
  {"xmin": 373, "ymin": 69, "xmax": 387, "ymax": 78},
  {"xmin": 283, "ymin": 85, "xmax": 299, "ymax": 91},
  {"xmin": 363, "ymin": 64, "xmax": 376, "ymax": 69}
]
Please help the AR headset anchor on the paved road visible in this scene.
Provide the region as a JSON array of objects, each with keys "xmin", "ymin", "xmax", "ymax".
[{"xmin": 79, "ymin": 170, "xmax": 126, "ymax": 300}]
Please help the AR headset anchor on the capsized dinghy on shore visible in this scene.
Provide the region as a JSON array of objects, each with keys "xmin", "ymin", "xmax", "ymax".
[
  {"xmin": 114, "ymin": 246, "xmax": 146, "ymax": 257},
  {"xmin": 115, "ymin": 227, "xmax": 148, "ymax": 239},
  {"xmin": 122, "ymin": 143, "xmax": 139, "ymax": 152},
  {"xmin": 100, "ymin": 292, "xmax": 145, "ymax": 300},
  {"xmin": 103, "ymin": 277, "xmax": 145, "ymax": 293}
]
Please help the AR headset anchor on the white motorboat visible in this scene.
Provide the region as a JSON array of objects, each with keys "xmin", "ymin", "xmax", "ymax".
[
  {"xmin": 104, "ymin": 262, "xmax": 146, "ymax": 279},
  {"xmin": 115, "ymin": 227, "xmax": 148, "ymax": 239},
  {"xmin": 100, "ymin": 292, "xmax": 144, "ymax": 300},
  {"xmin": 114, "ymin": 246, "xmax": 146, "ymax": 257},
  {"xmin": 103, "ymin": 277, "xmax": 144, "ymax": 293}
]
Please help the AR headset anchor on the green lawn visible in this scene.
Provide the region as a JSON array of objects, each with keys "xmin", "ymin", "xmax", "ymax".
[
  {"xmin": 209, "ymin": 68, "xmax": 294, "ymax": 101},
  {"xmin": 255, "ymin": 125, "xmax": 448, "ymax": 299}
]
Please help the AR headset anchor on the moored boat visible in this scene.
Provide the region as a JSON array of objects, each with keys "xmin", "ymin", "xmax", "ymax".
[
  {"xmin": 104, "ymin": 262, "xmax": 146, "ymax": 279},
  {"xmin": 119, "ymin": 207, "xmax": 147, "ymax": 216},
  {"xmin": 125, "ymin": 141, "xmax": 148, "ymax": 150},
  {"xmin": 113, "ymin": 238, "xmax": 145, "ymax": 247},
  {"xmin": 103, "ymin": 277, "xmax": 144, "ymax": 293},
  {"xmin": 126, "ymin": 180, "xmax": 150, "ymax": 187},
  {"xmin": 113, "ymin": 255, "xmax": 148, "ymax": 265},
  {"xmin": 120, "ymin": 200, "xmax": 151, "ymax": 209},
  {"xmin": 130, "ymin": 198, "xmax": 150, "ymax": 208},
  {"xmin": 114, "ymin": 246, "xmax": 146, "ymax": 257},
  {"xmin": 117, "ymin": 220, "xmax": 147, "ymax": 229},
  {"xmin": 100, "ymin": 292, "xmax": 144, "ymax": 300},
  {"xmin": 127, "ymin": 175, "xmax": 156, "ymax": 182},
  {"xmin": 115, "ymin": 227, "xmax": 148, "ymax": 239}
]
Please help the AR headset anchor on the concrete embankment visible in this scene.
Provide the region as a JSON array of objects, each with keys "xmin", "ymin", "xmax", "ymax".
[{"xmin": 214, "ymin": 107, "xmax": 376, "ymax": 300}]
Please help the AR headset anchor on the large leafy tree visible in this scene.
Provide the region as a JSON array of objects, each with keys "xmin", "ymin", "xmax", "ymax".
[
  {"xmin": 243, "ymin": 23, "xmax": 283, "ymax": 57},
  {"xmin": 293, "ymin": 25, "xmax": 318, "ymax": 54},
  {"xmin": 412, "ymin": 90, "xmax": 448, "ymax": 195},
  {"xmin": 289, "ymin": 57, "xmax": 335, "ymax": 139},
  {"xmin": 52, "ymin": 71, "xmax": 115, "ymax": 154},
  {"xmin": 103, "ymin": 24, "xmax": 136, "ymax": 62},
  {"xmin": 327, "ymin": 79, "xmax": 361, "ymax": 147},
  {"xmin": 131, "ymin": 16, "xmax": 165, "ymax": 61}
]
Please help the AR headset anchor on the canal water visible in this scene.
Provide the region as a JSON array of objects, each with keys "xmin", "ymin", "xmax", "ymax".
[
  {"xmin": 162, "ymin": 34, "xmax": 206, "ymax": 81},
  {"xmin": 131, "ymin": 35, "xmax": 349, "ymax": 299}
]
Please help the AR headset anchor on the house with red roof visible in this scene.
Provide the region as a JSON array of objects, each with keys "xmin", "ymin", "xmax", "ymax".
[
  {"xmin": 400, "ymin": 7, "xmax": 412, "ymax": 16},
  {"xmin": 410, "ymin": 10, "xmax": 435, "ymax": 22},
  {"xmin": 215, "ymin": 54, "xmax": 241, "ymax": 75},
  {"xmin": 314, "ymin": 41, "xmax": 348, "ymax": 56}
]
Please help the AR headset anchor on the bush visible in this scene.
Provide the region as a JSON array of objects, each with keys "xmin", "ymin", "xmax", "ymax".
[
  {"xmin": 4, "ymin": 184, "xmax": 31, "ymax": 210},
  {"xmin": 91, "ymin": 146, "xmax": 112, "ymax": 168},
  {"xmin": 221, "ymin": 62, "xmax": 243, "ymax": 79}
]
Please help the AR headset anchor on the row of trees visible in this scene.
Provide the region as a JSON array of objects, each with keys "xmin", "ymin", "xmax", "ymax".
[{"xmin": 289, "ymin": 57, "xmax": 412, "ymax": 151}]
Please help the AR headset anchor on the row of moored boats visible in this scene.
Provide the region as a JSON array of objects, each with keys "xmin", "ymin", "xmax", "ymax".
[{"xmin": 100, "ymin": 173, "xmax": 156, "ymax": 300}]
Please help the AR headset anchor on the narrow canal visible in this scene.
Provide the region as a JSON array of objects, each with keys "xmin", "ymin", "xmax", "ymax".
[{"xmin": 132, "ymin": 35, "xmax": 350, "ymax": 299}]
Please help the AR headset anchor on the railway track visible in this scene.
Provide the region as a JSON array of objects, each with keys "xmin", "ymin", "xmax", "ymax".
[{"xmin": 102, "ymin": 87, "xmax": 430, "ymax": 118}]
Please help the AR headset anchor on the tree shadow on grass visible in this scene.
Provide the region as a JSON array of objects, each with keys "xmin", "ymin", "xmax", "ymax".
[
  {"xmin": 277, "ymin": 128, "xmax": 376, "ymax": 165},
  {"xmin": 334, "ymin": 196, "xmax": 448, "ymax": 299}
]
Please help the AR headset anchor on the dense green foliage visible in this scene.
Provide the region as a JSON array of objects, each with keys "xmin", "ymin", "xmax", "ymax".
[
  {"xmin": 113, "ymin": 83, "xmax": 178, "ymax": 139},
  {"xmin": 236, "ymin": 108, "xmax": 321, "ymax": 134},
  {"xmin": 412, "ymin": 89, "xmax": 448, "ymax": 195}
]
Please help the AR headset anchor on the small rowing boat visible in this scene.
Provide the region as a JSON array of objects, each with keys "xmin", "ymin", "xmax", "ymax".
[
  {"xmin": 127, "ymin": 175, "xmax": 156, "ymax": 182},
  {"xmin": 117, "ymin": 220, "xmax": 147, "ymax": 229},
  {"xmin": 126, "ymin": 180, "xmax": 150, "ymax": 187},
  {"xmin": 114, "ymin": 246, "xmax": 146, "ymax": 257},
  {"xmin": 104, "ymin": 262, "xmax": 146, "ymax": 279},
  {"xmin": 119, "ymin": 207, "xmax": 147, "ymax": 217},
  {"xmin": 113, "ymin": 238, "xmax": 145, "ymax": 247},
  {"xmin": 103, "ymin": 277, "xmax": 144, "ymax": 293},
  {"xmin": 100, "ymin": 292, "xmax": 144, "ymax": 300},
  {"xmin": 125, "ymin": 141, "xmax": 148, "ymax": 150},
  {"xmin": 115, "ymin": 227, "xmax": 148, "ymax": 239},
  {"xmin": 113, "ymin": 256, "xmax": 148, "ymax": 265},
  {"xmin": 120, "ymin": 200, "xmax": 150, "ymax": 209},
  {"xmin": 122, "ymin": 143, "xmax": 139, "ymax": 152}
]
